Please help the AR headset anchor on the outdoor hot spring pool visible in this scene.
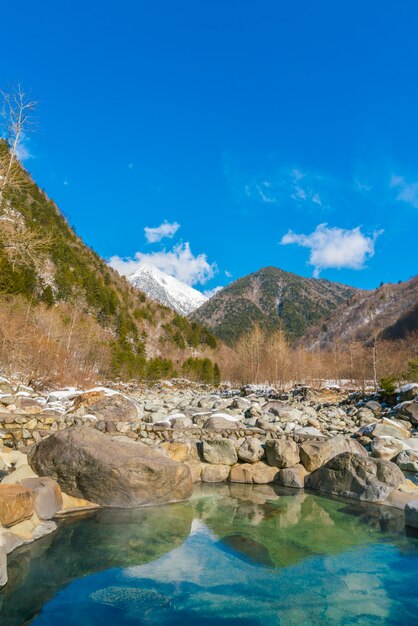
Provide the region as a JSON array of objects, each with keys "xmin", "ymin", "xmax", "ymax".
[{"xmin": 1, "ymin": 484, "xmax": 418, "ymax": 626}]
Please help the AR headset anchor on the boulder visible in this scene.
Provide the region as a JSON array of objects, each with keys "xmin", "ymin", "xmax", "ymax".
[
  {"xmin": 299, "ymin": 435, "xmax": 367, "ymax": 472},
  {"xmin": 237, "ymin": 438, "xmax": 265, "ymax": 463},
  {"xmin": 294, "ymin": 426, "xmax": 323, "ymax": 437},
  {"xmin": 397, "ymin": 449, "xmax": 418, "ymax": 472},
  {"xmin": 28, "ymin": 427, "xmax": 192, "ymax": 507},
  {"xmin": 201, "ymin": 464, "xmax": 230, "ymax": 482},
  {"xmin": 405, "ymin": 499, "xmax": 418, "ymax": 529},
  {"xmin": 396, "ymin": 402, "xmax": 418, "ymax": 426},
  {"xmin": 371, "ymin": 436, "xmax": 404, "ymax": 461},
  {"xmin": 158, "ymin": 441, "xmax": 198, "ymax": 462},
  {"xmin": 356, "ymin": 407, "xmax": 377, "ymax": 426},
  {"xmin": 229, "ymin": 462, "xmax": 278, "ymax": 484},
  {"xmin": 202, "ymin": 439, "xmax": 238, "ymax": 465},
  {"xmin": 398, "ymin": 384, "xmax": 418, "ymax": 402},
  {"xmin": 263, "ymin": 402, "xmax": 302, "ymax": 421},
  {"xmin": 256, "ymin": 418, "xmax": 282, "ymax": 433},
  {"xmin": 170, "ymin": 416, "xmax": 193, "ymax": 429},
  {"xmin": 21, "ymin": 477, "xmax": 63, "ymax": 520},
  {"xmin": 372, "ymin": 418, "xmax": 411, "ymax": 440},
  {"xmin": 276, "ymin": 464, "xmax": 307, "ymax": 489},
  {"xmin": 0, "ymin": 485, "xmax": 34, "ymax": 527},
  {"xmin": 203, "ymin": 416, "xmax": 241, "ymax": 430},
  {"xmin": 365, "ymin": 400, "xmax": 382, "ymax": 415},
  {"xmin": 307, "ymin": 452, "xmax": 404, "ymax": 502},
  {"xmin": 75, "ymin": 393, "xmax": 139, "ymax": 422},
  {"xmin": 265, "ymin": 439, "xmax": 300, "ymax": 469}
]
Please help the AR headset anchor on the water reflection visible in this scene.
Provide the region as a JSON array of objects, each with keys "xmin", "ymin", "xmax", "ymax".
[{"xmin": 1, "ymin": 485, "xmax": 418, "ymax": 626}]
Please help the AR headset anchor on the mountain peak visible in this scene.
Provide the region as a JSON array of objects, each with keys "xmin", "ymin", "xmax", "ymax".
[{"xmin": 128, "ymin": 264, "xmax": 208, "ymax": 316}]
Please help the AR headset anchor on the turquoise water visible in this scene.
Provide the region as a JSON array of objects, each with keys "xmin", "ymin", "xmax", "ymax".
[{"xmin": 1, "ymin": 484, "xmax": 418, "ymax": 625}]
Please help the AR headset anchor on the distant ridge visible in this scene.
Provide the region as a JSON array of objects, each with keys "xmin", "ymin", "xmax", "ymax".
[{"xmin": 191, "ymin": 266, "xmax": 359, "ymax": 345}]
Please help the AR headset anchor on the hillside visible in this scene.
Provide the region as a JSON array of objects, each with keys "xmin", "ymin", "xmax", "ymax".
[
  {"xmin": 191, "ymin": 266, "xmax": 359, "ymax": 345},
  {"xmin": 306, "ymin": 275, "xmax": 418, "ymax": 348},
  {"xmin": 0, "ymin": 140, "xmax": 220, "ymax": 384}
]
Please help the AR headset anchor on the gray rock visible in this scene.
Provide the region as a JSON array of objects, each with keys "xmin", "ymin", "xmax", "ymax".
[
  {"xmin": 405, "ymin": 499, "xmax": 418, "ymax": 529},
  {"xmin": 237, "ymin": 438, "xmax": 265, "ymax": 463},
  {"xmin": 397, "ymin": 449, "xmax": 418, "ymax": 472},
  {"xmin": 86, "ymin": 394, "xmax": 139, "ymax": 422},
  {"xmin": 202, "ymin": 439, "xmax": 238, "ymax": 465},
  {"xmin": 256, "ymin": 418, "xmax": 283, "ymax": 433},
  {"xmin": 170, "ymin": 416, "xmax": 193, "ymax": 429},
  {"xmin": 275, "ymin": 464, "xmax": 307, "ymax": 489},
  {"xmin": 265, "ymin": 439, "xmax": 300, "ymax": 469},
  {"xmin": 203, "ymin": 416, "xmax": 241, "ymax": 430},
  {"xmin": 372, "ymin": 418, "xmax": 411, "ymax": 440},
  {"xmin": 300, "ymin": 435, "xmax": 367, "ymax": 472},
  {"xmin": 396, "ymin": 402, "xmax": 418, "ymax": 426},
  {"xmin": 307, "ymin": 452, "xmax": 404, "ymax": 502},
  {"xmin": 365, "ymin": 400, "xmax": 382, "ymax": 415},
  {"xmin": 371, "ymin": 436, "xmax": 404, "ymax": 461},
  {"xmin": 28, "ymin": 427, "xmax": 192, "ymax": 507},
  {"xmin": 229, "ymin": 462, "xmax": 278, "ymax": 484},
  {"xmin": 201, "ymin": 464, "xmax": 230, "ymax": 482}
]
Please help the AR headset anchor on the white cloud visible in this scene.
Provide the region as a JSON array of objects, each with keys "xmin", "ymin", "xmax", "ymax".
[
  {"xmin": 203, "ymin": 285, "xmax": 223, "ymax": 298},
  {"xmin": 289, "ymin": 169, "xmax": 322, "ymax": 206},
  {"xmin": 15, "ymin": 134, "xmax": 32, "ymax": 161},
  {"xmin": 280, "ymin": 223, "xmax": 381, "ymax": 277},
  {"xmin": 257, "ymin": 185, "xmax": 276, "ymax": 203},
  {"xmin": 109, "ymin": 241, "xmax": 217, "ymax": 286},
  {"xmin": 144, "ymin": 220, "xmax": 180, "ymax": 243},
  {"xmin": 391, "ymin": 175, "xmax": 418, "ymax": 208}
]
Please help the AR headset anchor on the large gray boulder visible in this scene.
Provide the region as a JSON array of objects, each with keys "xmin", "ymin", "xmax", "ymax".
[
  {"xmin": 265, "ymin": 439, "xmax": 300, "ymax": 468},
  {"xmin": 307, "ymin": 452, "xmax": 404, "ymax": 502},
  {"xmin": 299, "ymin": 435, "xmax": 367, "ymax": 472},
  {"xmin": 202, "ymin": 439, "xmax": 238, "ymax": 465},
  {"xmin": 28, "ymin": 427, "xmax": 192, "ymax": 507}
]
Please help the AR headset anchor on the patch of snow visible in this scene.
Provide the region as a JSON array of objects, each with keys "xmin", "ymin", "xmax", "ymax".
[
  {"xmin": 209, "ymin": 412, "xmax": 241, "ymax": 422},
  {"xmin": 127, "ymin": 264, "xmax": 208, "ymax": 316},
  {"xmin": 398, "ymin": 383, "xmax": 418, "ymax": 393}
]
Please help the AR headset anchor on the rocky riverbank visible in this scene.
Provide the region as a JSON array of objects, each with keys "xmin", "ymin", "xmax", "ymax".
[{"xmin": 1, "ymin": 377, "xmax": 418, "ymax": 588}]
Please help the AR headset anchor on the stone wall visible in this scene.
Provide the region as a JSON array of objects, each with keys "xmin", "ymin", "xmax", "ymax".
[{"xmin": 0, "ymin": 413, "xmax": 327, "ymax": 450}]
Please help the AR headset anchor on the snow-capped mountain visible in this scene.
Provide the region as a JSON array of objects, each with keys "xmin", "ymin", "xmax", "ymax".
[{"xmin": 128, "ymin": 264, "xmax": 208, "ymax": 316}]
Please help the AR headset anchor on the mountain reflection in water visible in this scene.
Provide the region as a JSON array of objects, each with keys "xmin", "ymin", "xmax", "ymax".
[{"xmin": 1, "ymin": 484, "xmax": 418, "ymax": 626}]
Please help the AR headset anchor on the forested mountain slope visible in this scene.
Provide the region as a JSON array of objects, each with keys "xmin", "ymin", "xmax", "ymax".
[
  {"xmin": 191, "ymin": 266, "xmax": 359, "ymax": 345},
  {"xmin": 0, "ymin": 140, "xmax": 220, "ymax": 384}
]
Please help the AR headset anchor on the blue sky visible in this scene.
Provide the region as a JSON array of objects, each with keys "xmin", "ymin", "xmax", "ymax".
[{"xmin": 2, "ymin": 0, "xmax": 418, "ymax": 293}]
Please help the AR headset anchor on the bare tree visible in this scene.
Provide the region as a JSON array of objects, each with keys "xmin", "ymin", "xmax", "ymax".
[
  {"xmin": 0, "ymin": 84, "xmax": 37, "ymax": 209},
  {"xmin": 0, "ymin": 85, "xmax": 53, "ymax": 274}
]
